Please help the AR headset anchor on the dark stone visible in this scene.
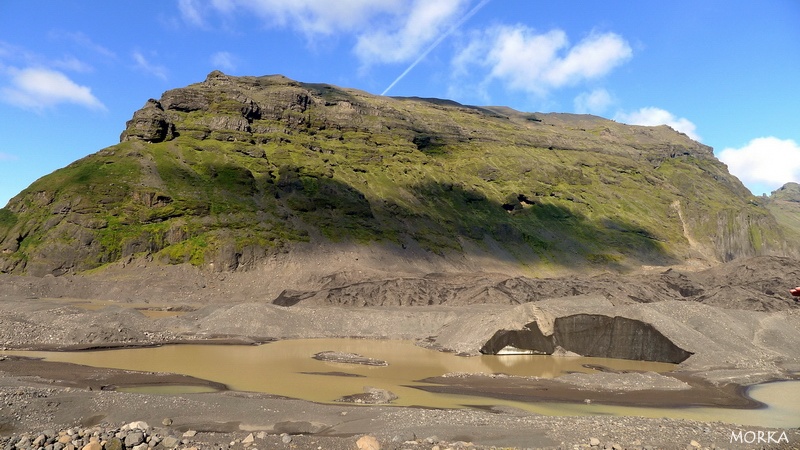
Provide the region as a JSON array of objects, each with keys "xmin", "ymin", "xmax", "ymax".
[
  {"xmin": 553, "ymin": 314, "xmax": 692, "ymax": 363},
  {"xmin": 480, "ymin": 314, "xmax": 692, "ymax": 364},
  {"xmin": 480, "ymin": 322, "xmax": 554, "ymax": 355}
]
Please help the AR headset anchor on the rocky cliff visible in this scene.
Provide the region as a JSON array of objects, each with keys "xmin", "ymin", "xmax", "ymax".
[{"xmin": 0, "ymin": 71, "xmax": 793, "ymax": 276}]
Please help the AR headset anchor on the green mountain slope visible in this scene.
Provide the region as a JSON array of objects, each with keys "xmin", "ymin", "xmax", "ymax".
[
  {"xmin": 0, "ymin": 72, "xmax": 791, "ymax": 276},
  {"xmin": 764, "ymin": 182, "xmax": 800, "ymax": 245}
]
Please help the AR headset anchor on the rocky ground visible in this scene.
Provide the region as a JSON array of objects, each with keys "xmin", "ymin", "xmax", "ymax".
[
  {"xmin": 2, "ymin": 380, "xmax": 799, "ymax": 450},
  {"xmin": 2, "ymin": 255, "xmax": 800, "ymax": 449}
]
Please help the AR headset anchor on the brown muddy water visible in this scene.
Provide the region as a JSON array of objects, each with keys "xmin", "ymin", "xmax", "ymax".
[{"xmin": 4, "ymin": 339, "xmax": 799, "ymax": 428}]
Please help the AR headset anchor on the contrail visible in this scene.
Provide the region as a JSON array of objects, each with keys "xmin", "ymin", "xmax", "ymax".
[{"xmin": 381, "ymin": 0, "xmax": 492, "ymax": 96}]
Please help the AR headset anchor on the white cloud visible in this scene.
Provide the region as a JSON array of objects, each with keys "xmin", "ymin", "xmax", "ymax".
[
  {"xmin": 574, "ymin": 88, "xmax": 613, "ymax": 114},
  {"xmin": 355, "ymin": 0, "xmax": 467, "ymax": 64},
  {"xmin": 132, "ymin": 51, "xmax": 168, "ymax": 80},
  {"xmin": 453, "ymin": 26, "xmax": 632, "ymax": 96},
  {"xmin": 615, "ymin": 107, "xmax": 700, "ymax": 141},
  {"xmin": 718, "ymin": 137, "xmax": 800, "ymax": 193},
  {"xmin": 0, "ymin": 67, "xmax": 105, "ymax": 111},
  {"xmin": 211, "ymin": 51, "xmax": 237, "ymax": 71},
  {"xmin": 180, "ymin": 0, "xmax": 470, "ymax": 65},
  {"xmin": 546, "ymin": 32, "xmax": 632, "ymax": 86}
]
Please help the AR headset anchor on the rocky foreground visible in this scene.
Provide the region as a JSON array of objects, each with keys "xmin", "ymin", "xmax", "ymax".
[
  {"xmin": 2, "ymin": 256, "xmax": 800, "ymax": 449},
  {"xmin": 2, "ymin": 383, "xmax": 799, "ymax": 450}
]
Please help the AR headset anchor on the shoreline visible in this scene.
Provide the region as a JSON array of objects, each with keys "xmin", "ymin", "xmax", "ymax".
[
  {"xmin": 0, "ymin": 338, "xmax": 775, "ymax": 411},
  {"xmin": 2, "ymin": 354, "xmax": 799, "ymax": 449}
]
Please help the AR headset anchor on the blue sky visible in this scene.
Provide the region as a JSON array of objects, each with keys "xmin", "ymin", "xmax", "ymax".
[{"xmin": 1, "ymin": 1, "xmax": 799, "ymax": 207}]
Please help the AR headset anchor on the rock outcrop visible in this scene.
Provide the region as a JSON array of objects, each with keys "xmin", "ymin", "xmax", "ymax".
[
  {"xmin": 770, "ymin": 182, "xmax": 800, "ymax": 202},
  {"xmin": 119, "ymin": 99, "xmax": 174, "ymax": 142}
]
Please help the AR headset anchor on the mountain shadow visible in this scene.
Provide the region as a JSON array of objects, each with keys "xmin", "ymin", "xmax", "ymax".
[{"xmin": 392, "ymin": 181, "xmax": 675, "ymax": 268}]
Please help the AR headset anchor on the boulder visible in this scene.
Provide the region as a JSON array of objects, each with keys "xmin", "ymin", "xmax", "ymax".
[
  {"xmin": 356, "ymin": 435, "xmax": 380, "ymax": 450},
  {"xmin": 335, "ymin": 386, "xmax": 398, "ymax": 404},
  {"xmin": 480, "ymin": 314, "xmax": 692, "ymax": 363},
  {"xmin": 124, "ymin": 432, "xmax": 144, "ymax": 447}
]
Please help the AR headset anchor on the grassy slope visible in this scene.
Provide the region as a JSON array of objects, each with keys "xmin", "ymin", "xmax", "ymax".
[{"xmin": 0, "ymin": 74, "xmax": 788, "ymax": 275}]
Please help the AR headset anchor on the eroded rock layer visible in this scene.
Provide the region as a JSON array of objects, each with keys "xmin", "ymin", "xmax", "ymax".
[{"xmin": 480, "ymin": 315, "xmax": 692, "ymax": 363}]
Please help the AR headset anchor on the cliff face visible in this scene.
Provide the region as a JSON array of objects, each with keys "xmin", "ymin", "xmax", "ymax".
[{"xmin": 0, "ymin": 71, "xmax": 791, "ymax": 276}]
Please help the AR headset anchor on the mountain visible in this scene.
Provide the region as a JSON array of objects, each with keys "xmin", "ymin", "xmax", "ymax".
[
  {"xmin": 763, "ymin": 182, "xmax": 800, "ymax": 245},
  {"xmin": 0, "ymin": 71, "xmax": 793, "ymax": 276}
]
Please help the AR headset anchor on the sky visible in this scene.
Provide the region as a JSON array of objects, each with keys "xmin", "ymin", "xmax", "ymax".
[{"xmin": 1, "ymin": 1, "xmax": 799, "ymax": 207}]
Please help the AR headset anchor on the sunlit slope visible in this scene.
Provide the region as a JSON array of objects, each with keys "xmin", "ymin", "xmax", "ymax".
[{"xmin": 0, "ymin": 72, "xmax": 789, "ymax": 275}]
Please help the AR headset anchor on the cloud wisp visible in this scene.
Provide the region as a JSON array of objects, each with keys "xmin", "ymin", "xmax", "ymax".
[
  {"xmin": 180, "ymin": 0, "xmax": 407, "ymax": 36},
  {"xmin": 132, "ymin": 51, "xmax": 168, "ymax": 80},
  {"xmin": 381, "ymin": 0, "xmax": 490, "ymax": 95},
  {"xmin": 50, "ymin": 31, "xmax": 117, "ymax": 59},
  {"xmin": 574, "ymin": 88, "xmax": 613, "ymax": 115},
  {"xmin": 616, "ymin": 107, "xmax": 700, "ymax": 141},
  {"xmin": 211, "ymin": 51, "xmax": 238, "ymax": 72},
  {"xmin": 0, "ymin": 67, "xmax": 105, "ymax": 111},
  {"xmin": 718, "ymin": 137, "xmax": 800, "ymax": 193},
  {"xmin": 0, "ymin": 151, "xmax": 18, "ymax": 162},
  {"xmin": 178, "ymin": 0, "xmax": 206, "ymax": 27}
]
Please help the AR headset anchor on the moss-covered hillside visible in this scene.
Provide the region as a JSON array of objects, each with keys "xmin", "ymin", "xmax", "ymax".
[{"xmin": 0, "ymin": 71, "xmax": 790, "ymax": 276}]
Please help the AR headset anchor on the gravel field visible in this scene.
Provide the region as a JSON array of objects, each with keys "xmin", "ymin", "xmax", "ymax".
[{"xmin": 2, "ymin": 257, "xmax": 800, "ymax": 450}]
